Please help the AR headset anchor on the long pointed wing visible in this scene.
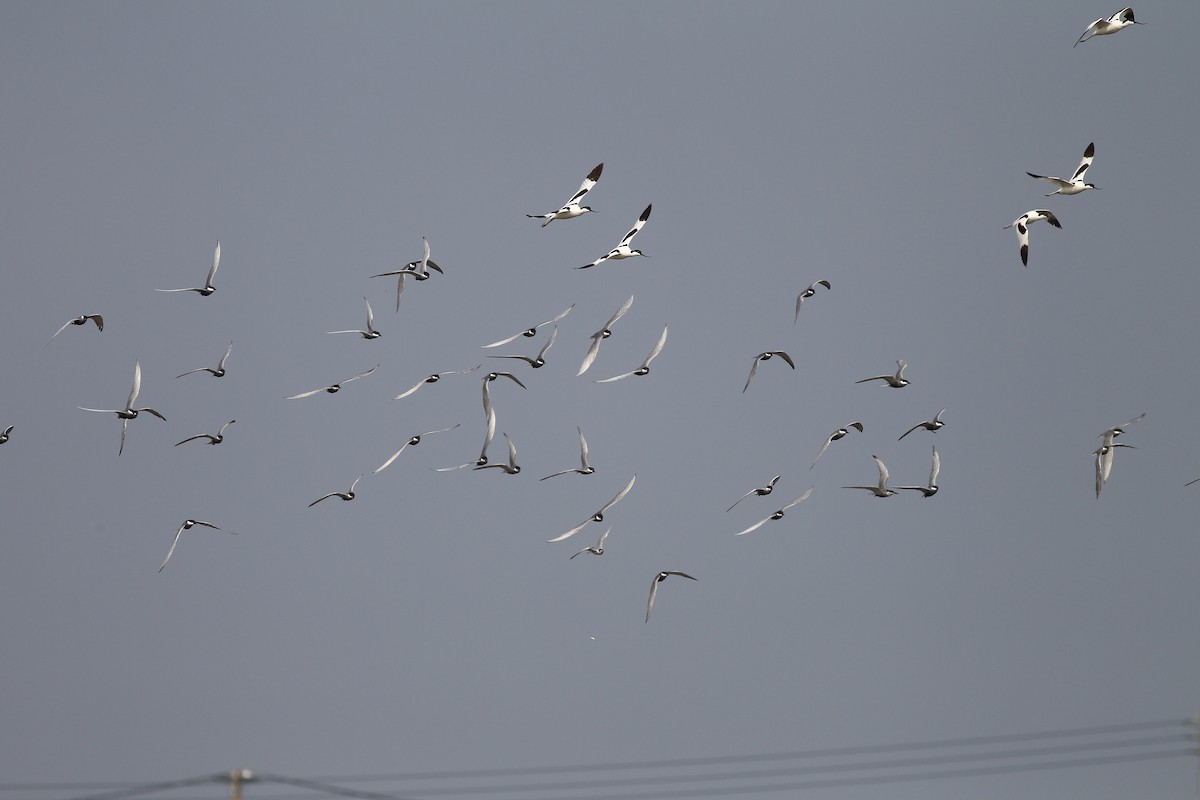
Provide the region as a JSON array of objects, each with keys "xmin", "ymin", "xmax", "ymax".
[
  {"xmin": 602, "ymin": 294, "xmax": 635, "ymax": 330},
  {"xmin": 726, "ymin": 488, "xmax": 757, "ymax": 512},
  {"xmin": 596, "ymin": 474, "xmax": 637, "ymax": 516},
  {"xmin": 646, "ymin": 577, "xmax": 660, "ymax": 622},
  {"xmin": 1071, "ymin": 142, "xmax": 1095, "ymax": 182},
  {"xmin": 204, "ymin": 241, "xmax": 221, "ymax": 289},
  {"xmin": 342, "ymin": 364, "xmax": 379, "ymax": 384},
  {"xmin": 47, "ymin": 320, "xmax": 73, "ymax": 344},
  {"xmin": 374, "ymin": 442, "xmax": 412, "ymax": 474},
  {"xmin": 641, "ymin": 324, "xmax": 669, "ymax": 368},
  {"xmin": 536, "ymin": 325, "xmax": 558, "ymax": 361},
  {"xmin": 578, "ymin": 335, "xmax": 605, "ymax": 376},
  {"xmin": 577, "ymin": 427, "xmax": 590, "ymax": 470},
  {"xmin": 811, "ymin": 435, "xmax": 835, "ymax": 469},
  {"xmin": 159, "ymin": 524, "xmax": 186, "ymax": 572},
  {"xmin": 594, "ymin": 369, "xmax": 637, "ymax": 384},
  {"xmin": 929, "ymin": 446, "xmax": 941, "ymax": 486},
  {"xmin": 285, "ymin": 386, "xmax": 328, "ymax": 400},
  {"xmin": 743, "ymin": 357, "xmax": 759, "ymax": 393},
  {"xmin": 217, "ymin": 341, "xmax": 234, "ymax": 370},
  {"xmin": 874, "ymin": 456, "xmax": 890, "ymax": 489},
  {"xmin": 127, "ymin": 361, "xmax": 142, "ymax": 410},
  {"xmin": 780, "ymin": 486, "xmax": 814, "ymax": 512},
  {"xmin": 563, "ymin": 162, "xmax": 603, "ymax": 208},
  {"xmin": 734, "ymin": 516, "xmax": 772, "ymax": 536},
  {"xmin": 618, "ymin": 204, "xmax": 652, "ymax": 248},
  {"xmin": 364, "ymin": 298, "xmax": 375, "ymax": 331}
]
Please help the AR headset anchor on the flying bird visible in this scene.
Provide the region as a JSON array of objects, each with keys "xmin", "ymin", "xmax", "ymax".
[
  {"xmin": 570, "ymin": 527, "xmax": 610, "ymax": 559},
  {"xmin": 898, "ymin": 409, "xmax": 946, "ymax": 440},
  {"xmin": 482, "ymin": 304, "xmax": 574, "ymax": 349},
  {"xmin": 595, "ymin": 324, "xmax": 668, "ymax": 383},
  {"xmin": 896, "ymin": 446, "xmax": 941, "ymax": 497},
  {"xmin": 373, "ymin": 424, "xmax": 460, "ymax": 474},
  {"xmin": 393, "ymin": 365, "xmax": 480, "ymax": 400},
  {"xmin": 646, "ymin": 570, "xmax": 698, "ymax": 622},
  {"xmin": 488, "ymin": 325, "xmax": 557, "ymax": 369},
  {"xmin": 856, "ymin": 360, "xmax": 909, "ymax": 388},
  {"xmin": 370, "ymin": 238, "xmax": 443, "ymax": 310},
  {"xmin": 844, "ymin": 455, "xmax": 897, "ymax": 497},
  {"xmin": 794, "ymin": 280, "xmax": 831, "ymax": 324},
  {"xmin": 578, "ymin": 294, "xmax": 634, "ymax": 376},
  {"xmin": 526, "ymin": 162, "xmax": 603, "ymax": 226},
  {"xmin": 156, "ymin": 241, "xmax": 222, "ymax": 296},
  {"xmin": 176, "ymin": 341, "xmax": 234, "ymax": 378},
  {"xmin": 47, "ymin": 313, "xmax": 104, "ymax": 345},
  {"xmin": 1027, "ymin": 143, "xmax": 1099, "ymax": 196},
  {"xmin": 78, "ymin": 360, "xmax": 166, "ymax": 455},
  {"xmin": 1003, "ymin": 209, "xmax": 1062, "ymax": 267},
  {"xmin": 175, "ymin": 419, "xmax": 236, "ymax": 447},
  {"xmin": 547, "ymin": 475, "xmax": 637, "ymax": 543},
  {"xmin": 1075, "ymin": 7, "xmax": 1143, "ymax": 46},
  {"xmin": 159, "ymin": 519, "xmax": 232, "ymax": 572},
  {"xmin": 326, "ymin": 298, "xmax": 381, "ymax": 339},
  {"xmin": 743, "ymin": 350, "xmax": 795, "ymax": 393},
  {"xmin": 733, "ymin": 487, "xmax": 814, "ymax": 536},
  {"xmin": 473, "ymin": 432, "xmax": 520, "ymax": 474},
  {"xmin": 309, "ymin": 474, "xmax": 363, "ymax": 507},
  {"xmin": 284, "ymin": 365, "xmax": 378, "ymax": 399},
  {"xmin": 1094, "ymin": 443, "xmax": 1136, "ymax": 498},
  {"xmin": 540, "ymin": 427, "xmax": 594, "ymax": 480},
  {"xmin": 0, "ymin": 425, "xmax": 12, "ymax": 445},
  {"xmin": 577, "ymin": 204, "xmax": 652, "ymax": 269},
  {"xmin": 812, "ymin": 422, "xmax": 865, "ymax": 469},
  {"xmin": 726, "ymin": 475, "xmax": 781, "ymax": 512}
]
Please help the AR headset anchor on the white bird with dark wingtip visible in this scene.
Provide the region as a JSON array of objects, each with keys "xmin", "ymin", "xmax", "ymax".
[
  {"xmin": 482, "ymin": 304, "xmax": 574, "ymax": 349},
  {"xmin": 811, "ymin": 422, "xmax": 865, "ymax": 469},
  {"xmin": 578, "ymin": 294, "xmax": 634, "ymax": 376},
  {"xmin": 309, "ymin": 474, "xmax": 363, "ymax": 507},
  {"xmin": 578, "ymin": 203, "xmax": 652, "ymax": 269},
  {"xmin": 1075, "ymin": 7, "xmax": 1143, "ymax": 46},
  {"xmin": 856, "ymin": 360, "xmax": 909, "ymax": 388},
  {"xmin": 488, "ymin": 325, "xmax": 557, "ymax": 369},
  {"xmin": 394, "ymin": 365, "xmax": 480, "ymax": 400},
  {"xmin": 78, "ymin": 360, "xmax": 167, "ymax": 455},
  {"xmin": 743, "ymin": 351, "xmax": 795, "ymax": 393},
  {"xmin": 595, "ymin": 324, "xmax": 668, "ymax": 383},
  {"xmin": 284, "ymin": 365, "xmax": 378, "ymax": 399},
  {"xmin": 646, "ymin": 570, "xmax": 697, "ymax": 622},
  {"xmin": 844, "ymin": 455, "xmax": 897, "ymax": 497},
  {"xmin": 176, "ymin": 341, "xmax": 234, "ymax": 379},
  {"xmin": 473, "ymin": 432, "xmax": 520, "ymax": 474},
  {"xmin": 47, "ymin": 313, "xmax": 104, "ymax": 345},
  {"xmin": 896, "ymin": 446, "xmax": 941, "ymax": 498},
  {"xmin": 326, "ymin": 298, "xmax": 381, "ymax": 339},
  {"xmin": 734, "ymin": 486, "xmax": 813, "ymax": 536},
  {"xmin": 540, "ymin": 427, "xmax": 594, "ymax": 480},
  {"xmin": 159, "ymin": 519, "xmax": 233, "ymax": 572},
  {"xmin": 527, "ymin": 162, "xmax": 603, "ymax": 226},
  {"xmin": 899, "ymin": 409, "xmax": 946, "ymax": 441},
  {"xmin": 373, "ymin": 424, "xmax": 460, "ymax": 474},
  {"xmin": 547, "ymin": 475, "xmax": 636, "ymax": 543},
  {"xmin": 1027, "ymin": 143, "xmax": 1098, "ymax": 196},
  {"xmin": 726, "ymin": 475, "xmax": 781, "ymax": 512},
  {"xmin": 175, "ymin": 419, "xmax": 236, "ymax": 447},
  {"xmin": 156, "ymin": 241, "xmax": 222, "ymax": 296},
  {"xmin": 794, "ymin": 280, "xmax": 831, "ymax": 324},
  {"xmin": 570, "ymin": 527, "xmax": 610, "ymax": 559},
  {"xmin": 1003, "ymin": 209, "xmax": 1062, "ymax": 267}
]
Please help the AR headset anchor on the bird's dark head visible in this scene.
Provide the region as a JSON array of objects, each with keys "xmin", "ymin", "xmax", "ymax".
[
  {"xmin": 634, "ymin": 367, "xmax": 650, "ymax": 376},
  {"xmin": 409, "ymin": 436, "xmax": 421, "ymax": 446}
]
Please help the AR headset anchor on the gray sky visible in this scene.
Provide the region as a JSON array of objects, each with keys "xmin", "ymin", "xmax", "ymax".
[{"xmin": 2, "ymin": 2, "xmax": 1198, "ymax": 799}]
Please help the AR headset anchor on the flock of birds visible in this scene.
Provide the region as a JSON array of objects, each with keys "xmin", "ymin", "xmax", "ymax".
[{"xmin": 12, "ymin": 6, "xmax": 1180, "ymax": 622}]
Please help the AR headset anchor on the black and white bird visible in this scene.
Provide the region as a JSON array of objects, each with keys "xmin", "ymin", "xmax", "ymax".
[
  {"xmin": 175, "ymin": 419, "xmax": 236, "ymax": 447},
  {"xmin": 794, "ymin": 280, "xmax": 831, "ymax": 324},
  {"xmin": 646, "ymin": 570, "xmax": 698, "ymax": 623},
  {"xmin": 726, "ymin": 475, "xmax": 781, "ymax": 512},
  {"xmin": 811, "ymin": 422, "xmax": 865, "ymax": 469},
  {"xmin": 326, "ymin": 298, "xmax": 381, "ymax": 339},
  {"xmin": 1094, "ymin": 413, "xmax": 1145, "ymax": 496},
  {"xmin": 156, "ymin": 241, "xmax": 222, "ymax": 296},
  {"xmin": 577, "ymin": 204, "xmax": 652, "ymax": 269},
  {"xmin": 540, "ymin": 427, "xmax": 594, "ymax": 480},
  {"xmin": 393, "ymin": 365, "xmax": 480, "ymax": 400},
  {"xmin": 1075, "ymin": 7, "xmax": 1143, "ymax": 46},
  {"xmin": 488, "ymin": 325, "xmax": 557, "ymax": 369},
  {"xmin": 473, "ymin": 432, "xmax": 520, "ymax": 474},
  {"xmin": 896, "ymin": 446, "xmax": 940, "ymax": 498},
  {"xmin": 159, "ymin": 519, "xmax": 233, "ymax": 572},
  {"xmin": 47, "ymin": 313, "xmax": 104, "ymax": 345},
  {"xmin": 78, "ymin": 360, "xmax": 167, "ymax": 455},
  {"xmin": 309, "ymin": 474, "xmax": 363, "ymax": 507},
  {"xmin": 743, "ymin": 350, "xmax": 795, "ymax": 393},
  {"xmin": 284, "ymin": 365, "xmax": 378, "ymax": 399},
  {"xmin": 0, "ymin": 425, "xmax": 12, "ymax": 445},
  {"xmin": 482, "ymin": 304, "xmax": 574, "ymax": 349},
  {"xmin": 733, "ymin": 487, "xmax": 814, "ymax": 536},
  {"xmin": 595, "ymin": 324, "xmax": 668, "ymax": 383},
  {"xmin": 570, "ymin": 527, "xmax": 610, "ymax": 560},
  {"xmin": 856, "ymin": 360, "xmax": 909, "ymax": 388},
  {"xmin": 370, "ymin": 238, "xmax": 443, "ymax": 310},
  {"xmin": 546, "ymin": 475, "xmax": 636, "ymax": 543},
  {"xmin": 526, "ymin": 162, "xmax": 603, "ymax": 226},
  {"xmin": 176, "ymin": 341, "xmax": 234, "ymax": 379},
  {"xmin": 1027, "ymin": 143, "xmax": 1099, "ymax": 196},
  {"xmin": 844, "ymin": 455, "xmax": 897, "ymax": 497},
  {"xmin": 1003, "ymin": 210, "xmax": 1062, "ymax": 267},
  {"xmin": 373, "ymin": 424, "xmax": 460, "ymax": 474},
  {"xmin": 578, "ymin": 294, "xmax": 634, "ymax": 376},
  {"xmin": 898, "ymin": 409, "xmax": 946, "ymax": 440}
]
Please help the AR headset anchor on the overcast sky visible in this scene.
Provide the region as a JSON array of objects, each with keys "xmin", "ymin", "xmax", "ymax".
[{"xmin": 2, "ymin": 3, "xmax": 1199, "ymax": 800}]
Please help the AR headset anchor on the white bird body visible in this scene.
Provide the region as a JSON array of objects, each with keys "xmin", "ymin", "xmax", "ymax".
[
  {"xmin": 1027, "ymin": 143, "xmax": 1098, "ymax": 196},
  {"xmin": 646, "ymin": 570, "xmax": 697, "ymax": 622},
  {"xmin": 547, "ymin": 475, "xmax": 636, "ymax": 543},
  {"xmin": 733, "ymin": 487, "xmax": 813, "ymax": 536},
  {"xmin": 1075, "ymin": 7, "xmax": 1143, "ymax": 46},
  {"xmin": 527, "ymin": 163, "xmax": 603, "ymax": 226},
  {"xmin": 156, "ymin": 241, "xmax": 221, "ymax": 295},
  {"xmin": 1003, "ymin": 209, "xmax": 1061, "ymax": 267},
  {"xmin": 577, "ymin": 204, "xmax": 652, "ymax": 269}
]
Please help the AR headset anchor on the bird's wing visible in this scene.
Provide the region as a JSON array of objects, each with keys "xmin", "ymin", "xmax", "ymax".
[
  {"xmin": 308, "ymin": 493, "xmax": 338, "ymax": 507},
  {"xmin": 374, "ymin": 442, "xmax": 411, "ymax": 474},
  {"xmin": 128, "ymin": 361, "xmax": 142, "ymax": 410},
  {"xmin": 47, "ymin": 320, "xmax": 74, "ymax": 344},
  {"xmin": 541, "ymin": 304, "xmax": 575, "ymax": 327},
  {"xmin": 174, "ymin": 434, "xmax": 208, "ymax": 446},
  {"xmin": 159, "ymin": 523, "xmax": 186, "ymax": 571},
  {"xmin": 364, "ymin": 298, "xmax": 376, "ymax": 331},
  {"xmin": 1075, "ymin": 18, "xmax": 1104, "ymax": 46},
  {"xmin": 874, "ymin": 456, "xmax": 890, "ymax": 488},
  {"xmin": 284, "ymin": 386, "xmax": 327, "ymax": 400},
  {"xmin": 597, "ymin": 474, "xmax": 637, "ymax": 515},
  {"xmin": 594, "ymin": 369, "xmax": 637, "ymax": 383},
  {"xmin": 618, "ymin": 204, "xmax": 652, "ymax": 248},
  {"xmin": 929, "ymin": 446, "xmax": 941, "ymax": 486},
  {"xmin": 726, "ymin": 488, "xmax": 758, "ymax": 512},
  {"xmin": 742, "ymin": 357, "xmax": 760, "ymax": 393},
  {"xmin": 646, "ymin": 576, "xmax": 659, "ymax": 622},
  {"xmin": 218, "ymin": 420, "xmax": 236, "ymax": 436},
  {"xmin": 204, "ymin": 241, "xmax": 221, "ymax": 289},
  {"xmin": 577, "ymin": 334, "xmax": 604, "ymax": 376},
  {"xmin": 811, "ymin": 435, "xmax": 834, "ymax": 469},
  {"xmin": 87, "ymin": 314, "xmax": 105, "ymax": 330},
  {"xmin": 642, "ymin": 324, "xmax": 669, "ymax": 367},
  {"xmin": 780, "ymin": 486, "xmax": 814, "ymax": 512},
  {"xmin": 217, "ymin": 341, "xmax": 234, "ymax": 370},
  {"xmin": 547, "ymin": 518, "xmax": 592, "ymax": 544},
  {"xmin": 481, "ymin": 330, "xmax": 525, "ymax": 349},
  {"xmin": 1014, "ymin": 217, "xmax": 1031, "ymax": 266},
  {"xmin": 603, "ymin": 295, "xmax": 635, "ymax": 329},
  {"xmin": 343, "ymin": 365, "xmax": 379, "ymax": 384},
  {"xmin": 1071, "ymin": 142, "xmax": 1095, "ymax": 182},
  {"xmin": 774, "ymin": 351, "xmax": 796, "ymax": 369},
  {"xmin": 794, "ymin": 293, "xmax": 805, "ymax": 324},
  {"xmin": 394, "ymin": 378, "xmax": 428, "ymax": 400},
  {"xmin": 898, "ymin": 422, "xmax": 923, "ymax": 441},
  {"xmin": 577, "ymin": 427, "xmax": 591, "ymax": 470},
  {"xmin": 535, "ymin": 325, "xmax": 558, "ymax": 360}
]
